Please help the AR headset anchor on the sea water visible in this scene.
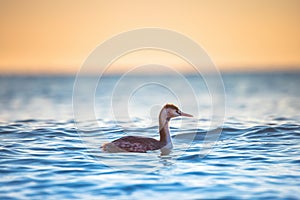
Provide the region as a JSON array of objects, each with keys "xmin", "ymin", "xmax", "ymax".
[{"xmin": 0, "ymin": 72, "xmax": 300, "ymax": 199}]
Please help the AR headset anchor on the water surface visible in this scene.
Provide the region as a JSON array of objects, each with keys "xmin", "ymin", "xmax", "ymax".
[{"xmin": 0, "ymin": 72, "xmax": 300, "ymax": 199}]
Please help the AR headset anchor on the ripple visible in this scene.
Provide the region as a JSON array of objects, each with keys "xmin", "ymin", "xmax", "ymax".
[{"xmin": 0, "ymin": 119, "xmax": 300, "ymax": 199}]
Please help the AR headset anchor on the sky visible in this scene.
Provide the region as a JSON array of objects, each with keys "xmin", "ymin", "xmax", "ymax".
[{"xmin": 0, "ymin": 0, "xmax": 300, "ymax": 74}]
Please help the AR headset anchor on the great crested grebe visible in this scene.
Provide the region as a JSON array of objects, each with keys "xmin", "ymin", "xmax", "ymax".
[{"xmin": 102, "ymin": 104, "xmax": 193, "ymax": 153}]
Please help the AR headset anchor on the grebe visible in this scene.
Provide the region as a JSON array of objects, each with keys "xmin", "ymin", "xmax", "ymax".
[{"xmin": 102, "ymin": 104, "xmax": 193, "ymax": 153}]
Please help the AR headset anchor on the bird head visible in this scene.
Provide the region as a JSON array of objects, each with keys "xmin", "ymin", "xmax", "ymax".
[{"xmin": 163, "ymin": 104, "xmax": 193, "ymax": 120}]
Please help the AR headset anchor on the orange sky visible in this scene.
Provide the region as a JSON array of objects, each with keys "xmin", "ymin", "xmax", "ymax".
[{"xmin": 0, "ymin": 0, "xmax": 300, "ymax": 74}]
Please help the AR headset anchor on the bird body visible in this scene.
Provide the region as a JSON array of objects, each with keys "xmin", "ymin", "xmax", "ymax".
[
  {"xmin": 102, "ymin": 104, "xmax": 193, "ymax": 153},
  {"xmin": 103, "ymin": 136, "xmax": 162, "ymax": 153}
]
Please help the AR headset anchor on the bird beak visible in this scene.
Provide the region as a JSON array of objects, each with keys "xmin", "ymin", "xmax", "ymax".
[{"xmin": 180, "ymin": 111, "xmax": 193, "ymax": 117}]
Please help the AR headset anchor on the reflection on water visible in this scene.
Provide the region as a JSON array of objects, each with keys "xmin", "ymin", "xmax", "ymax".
[{"xmin": 0, "ymin": 72, "xmax": 300, "ymax": 199}]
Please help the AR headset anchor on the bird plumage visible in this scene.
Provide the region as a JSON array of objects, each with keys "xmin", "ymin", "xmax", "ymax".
[{"xmin": 102, "ymin": 104, "xmax": 193, "ymax": 153}]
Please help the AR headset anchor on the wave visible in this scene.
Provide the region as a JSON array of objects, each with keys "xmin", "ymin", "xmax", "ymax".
[{"xmin": 1, "ymin": 119, "xmax": 300, "ymax": 199}]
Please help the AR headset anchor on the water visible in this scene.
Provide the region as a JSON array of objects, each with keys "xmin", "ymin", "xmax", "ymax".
[{"xmin": 1, "ymin": 72, "xmax": 300, "ymax": 199}]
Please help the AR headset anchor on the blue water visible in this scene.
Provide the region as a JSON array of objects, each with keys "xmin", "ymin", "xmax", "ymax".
[{"xmin": 1, "ymin": 72, "xmax": 300, "ymax": 199}]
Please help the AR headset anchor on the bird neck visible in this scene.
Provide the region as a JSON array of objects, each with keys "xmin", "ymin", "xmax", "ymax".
[{"xmin": 158, "ymin": 109, "xmax": 172, "ymax": 147}]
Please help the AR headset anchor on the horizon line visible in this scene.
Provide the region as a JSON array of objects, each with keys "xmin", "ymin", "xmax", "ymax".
[{"xmin": 1, "ymin": 67, "xmax": 300, "ymax": 77}]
